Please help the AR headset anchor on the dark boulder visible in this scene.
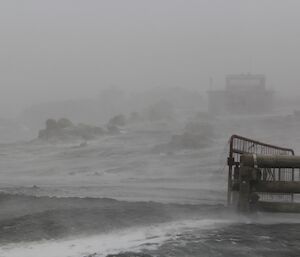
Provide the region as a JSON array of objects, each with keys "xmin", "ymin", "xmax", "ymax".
[
  {"xmin": 38, "ymin": 118, "xmax": 104, "ymax": 141},
  {"xmin": 106, "ymin": 124, "xmax": 121, "ymax": 134},
  {"xmin": 57, "ymin": 118, "xmax": 74, "ymax": 129},
  {"xmin": 46, "ymin": 119, "xmax": 58, "ymax": 130},
  {"xmin": 153, "ymin": 121, "xmax": 214, "ymax": 152},
  {"xmin": 168, "ymin": 121, "xmax": 214, "ymax": 149},
  {"xmin": 108, "ymin": 114, "xmax": 126, "ymax": 127}
]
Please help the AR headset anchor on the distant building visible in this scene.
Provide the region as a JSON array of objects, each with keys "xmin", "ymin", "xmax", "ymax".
[{"xmin": 207, "ymin": 74, "xmax": 274, "ymax": 114}]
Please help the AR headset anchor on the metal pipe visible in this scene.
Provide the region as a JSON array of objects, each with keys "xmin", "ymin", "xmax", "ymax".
[
  {"xmin": 258, "ymin": 201, "xmax": 300, "ymax": 213},
  {"xmin": 254, "ymin": 181, "xmax": 300, "ymax": 194},
  {"xmin": 241, "ymin": 154, "xmax": 300, "ymax": 168}
]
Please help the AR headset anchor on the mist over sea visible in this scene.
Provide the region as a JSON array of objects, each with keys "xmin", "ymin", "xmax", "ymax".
[
  {"xmin": 0, "ymin": 111, "xmax": 300, "ymax": 257},
  {"xmin": 1, "ymin": 1, "xmax": 300, "ymax": 256}
]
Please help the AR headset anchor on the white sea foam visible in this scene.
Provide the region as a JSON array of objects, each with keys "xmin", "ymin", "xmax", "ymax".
[{"xmin": 0, "ymin": 219, "xmax": 229, "ymax": 257}]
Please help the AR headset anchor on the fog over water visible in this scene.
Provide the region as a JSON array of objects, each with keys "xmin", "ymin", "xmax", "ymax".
[
  {"xmin": 1, "ymin": 1, "xmax": 300, "ymax": 117},
  {"xmin": 1, "ymin": 1, "xmax": 300, "ymax": 257}
]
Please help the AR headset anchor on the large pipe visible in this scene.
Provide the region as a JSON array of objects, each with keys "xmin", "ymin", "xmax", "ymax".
[
  {"xmin": 241, "ymin": 154, "xmax": 300, "ymax": 168},
  {"xmin": 258, "ymin": 201, "xmax": 300, "ymax": 213},
  {"xmin": 254, "ymin": 181, "xmax": 300, "ymax": 194}
]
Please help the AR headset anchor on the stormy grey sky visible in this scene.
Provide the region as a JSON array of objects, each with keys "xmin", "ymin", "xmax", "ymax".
[{"xmin": 1, "ymin": 0, "xmax": 300, "ymax": 117}]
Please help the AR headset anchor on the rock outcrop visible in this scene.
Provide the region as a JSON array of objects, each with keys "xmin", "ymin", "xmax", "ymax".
[
  {"xmin": 168, "ymin": 122, "xmax": 214, "ymax": 149},
  {"xmin": 38, "ymin": 118, "xmax": 104, "ymax": 141},
  {"xmin": 153, "ymin": 121, "xmax": 214, "ymax": 152}
]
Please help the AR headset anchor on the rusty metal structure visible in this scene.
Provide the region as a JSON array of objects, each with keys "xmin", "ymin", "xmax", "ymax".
[{"xmin": 227, "ymin": 135, "xmax": 300, "ymax": 212}]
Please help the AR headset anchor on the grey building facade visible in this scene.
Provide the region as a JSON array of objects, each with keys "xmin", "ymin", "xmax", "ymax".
[{"xmin": 207, "ymin": 74, "xmax": 274, "ymax": 115}]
